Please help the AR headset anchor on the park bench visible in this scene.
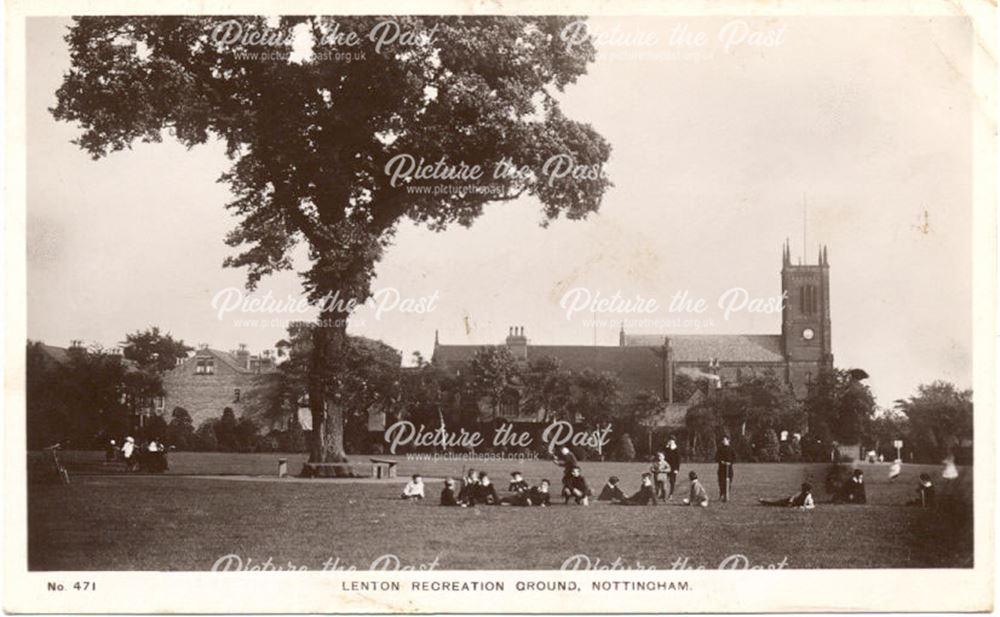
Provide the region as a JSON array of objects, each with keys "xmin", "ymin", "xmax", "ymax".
[{"xmin": 370, "ymin": 458, "xmax": 398, "ymax": 479}]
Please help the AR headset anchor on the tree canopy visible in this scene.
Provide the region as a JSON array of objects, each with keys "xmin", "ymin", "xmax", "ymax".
[{"xmin": 52, "ymin": 16, "xmax": 612, "ymax": 463}]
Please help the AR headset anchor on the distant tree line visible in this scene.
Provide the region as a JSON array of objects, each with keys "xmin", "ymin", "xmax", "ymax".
[
  {"xmin": 26, "ymin": 327, "xmax": 189, "ymax": 449},
  {"xmin": 26, "ymin": 327, "xmax": 972, "ymax": 464}
]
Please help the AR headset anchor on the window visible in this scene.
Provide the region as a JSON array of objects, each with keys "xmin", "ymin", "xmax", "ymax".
[
  {"xmin": 498, "ymin": 392, "xmax": 519, "ymax": 418},
  {"xmin": 195, "ymin": 358, "xmax": 215, "ymax": 375},
  {"xmin": 195, "ymin": 358, "xmax": 205, "ymax": 374},
  {"xmin": 800, "ymin": 285, "xmax": 819, "ymax": 315},
  {"xmin": 234, "ymin": 388, "xmax": 241, "ymax": 403},
  {"xmin": 155, "ymin": 396, "xmax": 165, "ymax": 412}
]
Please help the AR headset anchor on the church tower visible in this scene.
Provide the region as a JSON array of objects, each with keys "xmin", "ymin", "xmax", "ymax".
[{"xmin": 781, "ymin": 241, "xmax": 833, "ymax": 398}]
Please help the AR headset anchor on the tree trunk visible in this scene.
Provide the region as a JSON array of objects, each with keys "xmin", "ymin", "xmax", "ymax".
[{"xmin": 307, "ymin": 312, "xmax": 348, "ymax": 464}]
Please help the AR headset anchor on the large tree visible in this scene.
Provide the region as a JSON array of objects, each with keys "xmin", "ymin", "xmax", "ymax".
[
  {"xmin": 467, "ymin": 346, "xmax": 521, "ymax": 420},
  {"xmin": 804, "ymin": 368, "xmax": 876, "ymax": 445},
  {"xmin": 895, "ymin": 381, "xmax": 972, "ymax": 461},
  {"xmin": 123, "ymin": 327, "xmax": 192, "ymax": 373},
  {"xmin": 521, "ymin": 355, "xmax": 573, "ymax": 421},
  {"xmin": 53, "ymin": 16, "xmax": 612, "ymax": 463},
  {"xmin": 26, "ymin": 341, "xmax": 161, "ymax": 448},
  {"xmin": 570, "ymin": 369, "xmax": 620, "ymax": 426}
]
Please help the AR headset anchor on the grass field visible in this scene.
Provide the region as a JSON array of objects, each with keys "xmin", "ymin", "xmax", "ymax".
[{"xmin": 27, "ymin": 451, "xmax": 973, "ymax": 571}]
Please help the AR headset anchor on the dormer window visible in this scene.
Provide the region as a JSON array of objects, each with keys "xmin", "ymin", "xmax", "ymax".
[{"xmin": 195, "ymin": 358, "xmax": 215, "ymax": 375}]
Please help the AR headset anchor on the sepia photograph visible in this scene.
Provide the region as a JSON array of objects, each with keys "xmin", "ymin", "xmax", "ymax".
[{"xmin": 4, "ymin": 1, "xmax": 995, "ymax": 613}]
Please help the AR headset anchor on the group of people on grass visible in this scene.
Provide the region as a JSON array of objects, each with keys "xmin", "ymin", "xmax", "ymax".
[
  {"xmin": 400, "ymin": 435, "xmax": 943, "ymax": 511},
  {"xmin": 106, "ymin": 436, "xmax": 168, "ymax": 473}
]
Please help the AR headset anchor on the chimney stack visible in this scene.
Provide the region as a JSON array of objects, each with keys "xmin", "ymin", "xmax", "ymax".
[
  {"xmin": 505, "ymin": 325, "xmax": 528, "ymax": 360},
  {"xmin": 235, "ymin": 343, "xmax": 250, "ymax": 369}
]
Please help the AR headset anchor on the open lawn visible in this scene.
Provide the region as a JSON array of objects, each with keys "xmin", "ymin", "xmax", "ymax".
[{"xmin": 28, "ymin": 451, "xmax": 973, "ymax": 570}]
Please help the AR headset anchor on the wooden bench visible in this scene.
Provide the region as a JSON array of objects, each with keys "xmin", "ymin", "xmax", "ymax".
[{"xmin": 370, "ymin": 458, "xmax": 398, "ymax": 479}]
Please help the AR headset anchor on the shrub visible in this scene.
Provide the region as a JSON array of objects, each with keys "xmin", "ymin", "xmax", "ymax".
[
  {"xmin": 194, "ymin": 419, "xmax": 218, "ymax": 451},
  {"xmin": 166, "ymin": 407, "xmax": 196, "ymax": 450},
  {"xmin": 617, "ymin": 433, "xmax": 636, "ymax": 461},
  {"xmin": 755, "ymin": 429, "xmax": 781, "ymax": 462},
  {"xmin": 234, "ymin": 417, "xmax": 259, "ymax": 452}
]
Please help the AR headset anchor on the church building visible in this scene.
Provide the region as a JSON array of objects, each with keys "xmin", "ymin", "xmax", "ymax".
[{"xmin": 430, "ymin": 243, "xmax": 833, "ymax": 425}]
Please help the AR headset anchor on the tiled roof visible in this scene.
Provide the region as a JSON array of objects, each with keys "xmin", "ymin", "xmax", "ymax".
[
  {"xmin": 623, "ymin": 334, "xmax": 785, "ymax": 363},
  {"xmin": 642, "ymin": 402, "xmax": 690, "ymax": 428},
  {"xmin": 208, "ymin": 349, "xmax": 251, "ymax": 373},
  {"xmin": 39, "ymin": 344, "xmax": 70, "ymax": 365},
  {"xmin": 432, "ymin": 344, "xmax": 666, "ymax": 400}
]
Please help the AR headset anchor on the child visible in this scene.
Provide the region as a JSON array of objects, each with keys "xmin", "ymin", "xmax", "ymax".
[
  {"xmin": 554, "ymin": 446, "xmax": 579, "ymax": 485},
  {"xmin": 562, "ymin": 466, "xmax": 590, "ymax": 506},
  {"xmin": 402, "ymin": 474, "xmax": 425, "ymax": 500},
  {"xmin": 458, "ymin": 469, "xmax": 478, "ymax": 504},
  {"xmin": 528, "ymin": 479, "xmax": 551, "ymax": 507},
  {"xmin": 908, "ymin": 473, "xmax": 935, "ymax": 507},
  {"xmin": 837, "ymin": 469, "xmax": 867, "ymax": 504},
  {"xmin": 508, "ymin": 471, "xmax": 529, "ymax": 494},
  {"xmin": 759, "ymin": 482, "xmax": 815, "ymax": 509},
  {"xmin": 122, "ymin": 436, "xmax": 137, "ymax": 471},
  {"xmin": 682, "ymin": 471, "xmax": 709, "ymax": 507},
  {"xmin": 716, "ymin": 437, "xmax": 735, "ymax": 502},
  {"xmin": 501, "ymin": 471, "xmax": 531, "ymax": 506},
  {"xmin": 651, "ymin": 452, "xmax": 671, "ymax": 500},
  {"xmin": 473, "ymin": 472, "xmax": 499, "ymax": 505},
  {"xmin": 665, "ymin": 437, "xmax": 681, "ymax": 499},
  {"xmin": 597, "ymin": 476, "xmax": 627, "ymax": 502},
  {"xmin": 615, "ymin": 473, "xmax": 658, "ymax": 505},
  {"xmin": 440, "ymin": 478, "xmax": 464, "ymax": 507}
]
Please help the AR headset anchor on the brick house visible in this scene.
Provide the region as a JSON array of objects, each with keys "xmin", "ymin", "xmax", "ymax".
[{"xmin": 160, "ymin": 343, "xmax": 288, "ymax": 428}]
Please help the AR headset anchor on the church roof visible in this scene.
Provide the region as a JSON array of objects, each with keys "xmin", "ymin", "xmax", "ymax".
[{"xmin": 623, "ymin": 334, "xmax": 785, "ymax": 363}]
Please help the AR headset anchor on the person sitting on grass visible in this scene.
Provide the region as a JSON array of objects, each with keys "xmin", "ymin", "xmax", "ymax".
[
  {"xmin": 472, "ymin": 472, "xmax": 499, "ymax": 505},
  {"xmin": 614, "ymin": 473, "xmax": 658, "ymax": 506},
  {"xmin": 440, "ymin": 478, "xmax": 464, "ymax": 507},
  {"xmin": 562, "ymin": 466, "xmax": 591, "ymax": 506},
  {"xmin": 508, "ymin": 471, "xmax": 529, "ymax": 494},
  {"xmin": 402, "ymin": 474, "xmax": 425, "ymax": 500},
  {"xmin": 759, "ymin": 482, "xmax": 816, "ymax": 509},
  {"xmin": 458, "ymin": 469, "xmax": 478, "ymax": 504},
  {"xmin": 651, "ymin": 452, "xmax": 671, "ymax": 500},
  {"xmin": 528, "ymin": 479, "xmax": 551, "ymax": 507},
  {"xmin": 836, "ymin": 469, "xmax": 867, "ymax": 504},
  {"xmin": 597, "ymin": 476, "xmax": 627, "ymax": 502},
  {"xmin": 682, "ymin": 471, "xmax": 709, "ymax": 507},
  {"xmin": 907, "ymin": 473, "xmax": 935, "ymax": 508},
  {"xmin": 500, "ymin": 471, "xmax": 532, "ymax": 506}
]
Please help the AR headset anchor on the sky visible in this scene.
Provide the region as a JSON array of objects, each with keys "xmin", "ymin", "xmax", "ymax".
[{"xmin": 26, "ymin": 15, "xmax": 974, "ymax": 407}]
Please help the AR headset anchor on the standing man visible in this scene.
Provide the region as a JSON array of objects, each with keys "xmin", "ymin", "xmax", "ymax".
[
  {"xmin": 716, "ymin": 436, "xmax": 735, "ymax": 502},
  {"xmin": 664, "ymin": 436, "xmax": 681, "ymax": 500}
]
